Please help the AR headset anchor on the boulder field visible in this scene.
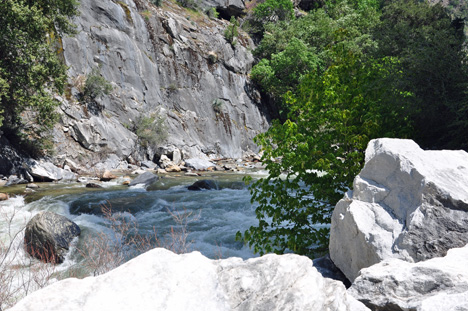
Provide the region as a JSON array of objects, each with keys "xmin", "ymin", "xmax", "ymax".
[{"xmin": 11, "ymin": 138, "xmax": 468, "ymax": 310}]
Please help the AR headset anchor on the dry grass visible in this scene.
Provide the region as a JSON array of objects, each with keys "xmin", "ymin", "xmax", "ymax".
[
  {"xmin": 72, "ymin": 74, "xmax": 86, "ymax": 94},
  {"xmin": 78, "ymin": 202, "xmax": 199, "ymax": 276}
]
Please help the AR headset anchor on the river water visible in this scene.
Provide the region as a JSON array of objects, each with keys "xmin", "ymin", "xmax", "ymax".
[{"xmin": 1, "ymin": 172, "xmax": 265, "ymax": 266}]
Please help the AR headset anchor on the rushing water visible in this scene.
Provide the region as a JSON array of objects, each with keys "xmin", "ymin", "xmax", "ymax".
[
  {"xmin": 0, "ymin": 171, "xmax": 269, "ymax": 308},
  {"xmin": 1, "ymin": 172, "xmax": 266, "ymax": 262}
]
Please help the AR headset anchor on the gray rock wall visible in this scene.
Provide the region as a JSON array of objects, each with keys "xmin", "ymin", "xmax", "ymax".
[{"xmin": 54, "ymin": 0, "xmax": 270, "ymax": 169}]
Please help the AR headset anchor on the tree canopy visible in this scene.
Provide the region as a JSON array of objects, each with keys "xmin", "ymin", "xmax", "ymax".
[
  {"xmin": 0, "ymin": 0, "xmax": 78, "ymax": 154},
  {"xmin": 240, "ymin": 0, "xmax": 468, "ymax": 256}
]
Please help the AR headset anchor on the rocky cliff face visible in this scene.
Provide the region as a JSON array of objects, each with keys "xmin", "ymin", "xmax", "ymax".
[{"xmin": 52, "ymin": 0, "xmax": 270, "ymax": 171}]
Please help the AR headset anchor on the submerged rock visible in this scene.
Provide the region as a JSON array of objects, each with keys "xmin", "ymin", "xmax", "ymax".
[
  {"xmin": 86, "ymin": 182, "xmax": 103, "ymax": 188},
  {"xmin": 330, "ymin": 138, "xmax": 468, "ymax": 282},
  {"xmin": 188, "ymin": 179, "xmax": 218, "ymax": 191},
  {"xmin": 24, "ymin": 211, "xmax": 81, "ymax": 264},
  {"xmin": 349, "ymin": 245, "xmax": 468, "ymax": 311},
  {"xmin": 10, "ymin": 248, "xmax": 369, "ymax": 311}
]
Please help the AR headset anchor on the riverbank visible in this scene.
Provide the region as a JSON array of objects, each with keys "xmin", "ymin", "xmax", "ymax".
[{"xmin": 0, "ymin": 155, "xmax": 267, "ymax": 202}]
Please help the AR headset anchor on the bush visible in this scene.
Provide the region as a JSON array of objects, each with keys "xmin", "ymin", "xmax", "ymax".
[
  {"xmin": 0, "ymin": 201, "xmax": 200, "ymax": 309},
  {"xmin": 83, "ymin": 68, "xmax": 113, "ymax": 101},
  {"xmin": 224, "ymin": 16, "xmax": 239, "ymax": 46},
  {"xmin": 212, "ymin": 98, "xmax": 223, "ymax": 113},
  {"xmin": 253, "ymin": 0, "xmax": 294, "ymax": 23},
  {"xmin": 206, "ymin": 7, "xmax": 219, "ymax": 19},
  {"xmin": 135, "ymin": 113, "xmax": 168, "ymax": 149}
]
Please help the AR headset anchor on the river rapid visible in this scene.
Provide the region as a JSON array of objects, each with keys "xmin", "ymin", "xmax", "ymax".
[{"xmin": 0, "ymin": 171, "xmax": 266, "ymax": 292}]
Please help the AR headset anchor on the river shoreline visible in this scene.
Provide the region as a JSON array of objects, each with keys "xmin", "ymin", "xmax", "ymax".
[{"xmin": 0, "ymin": 157, "xmax": 267, "ymax": 203}]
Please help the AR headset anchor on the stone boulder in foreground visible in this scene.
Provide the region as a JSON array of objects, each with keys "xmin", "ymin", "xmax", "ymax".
[
  {"xmin": 24, "ymin": 211, "xmax": 81, "ymax": 263},
  {"xmin": 10, "ymin": 248, "xmax": 369, "ymax": 311},
  {"xmin": 330, "ymin": 138, "xmax": 468, "ymax": 282},
  {"xmin": 349, "ymin": 245, "xmax": 468, "ymax": 311}
]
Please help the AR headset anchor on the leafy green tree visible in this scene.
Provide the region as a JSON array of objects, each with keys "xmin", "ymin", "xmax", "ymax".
[
  {"xmin": 251, "ymin": 38, "xmax": 320, "ymax": 106},
  {"xmin": 239, "ymin": 49, "xmax": 412, "ymax": 256},
  {"xmin": 0, "ymin": 0, "xmax": 78, "ymax": 153},
  {"xmin": 373, "ymin": 0, "xmax": 468, "ymax": 149},
  {"xmin": 253, "ymin": 0, "xmax": 295, "ymax": 23},
  {"xmin": 251, "ymin": 1, "xmax": 380, "ymax": 116},
  {"xmin": 254, "ymin": 1, "xmax": 379, "ymax": 61}
]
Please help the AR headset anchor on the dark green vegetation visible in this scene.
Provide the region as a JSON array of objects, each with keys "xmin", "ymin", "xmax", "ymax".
[
  {"xmin": 83, "ymin": 68, "xmax": 113, "ymax": 101},
  {"xmin": 0, "ymin": 0, "xmax": 78, "ymax": 155},
  {"xmin": 239, "ymin": 0, "xmax": 468, "ymax": 256}
]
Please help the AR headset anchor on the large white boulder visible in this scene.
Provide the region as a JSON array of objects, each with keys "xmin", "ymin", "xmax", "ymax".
[
  {"xmin": 330, "ymin": 138, "xmax": 468, "ymax": 281},
  {"xmin": 349, "ymin": 245, "xmax": 468, "ymax": 311},
  {"xmin": 10, "ymin": 248, "xmax": 369, "ymax": 311},
  {"xmin": 184, "ymin": 158, "xmax": 215, "ymax": 170},
  {"xmin": 26, "ymin": 159, "xmax": 76, "ymax": 181}
]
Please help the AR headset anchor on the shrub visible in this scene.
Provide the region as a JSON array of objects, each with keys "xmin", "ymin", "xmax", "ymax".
[
  {"xmin": 83, "ymin": 68, "xmax": 113, "ymax": 101},
  {"xmin": 224, "ymin": 16, "xmax": 239, "ymax": 46},
  {"xmin": 207, "ymin": 51, "xmax": 218, "ymax": 63},
  {"xmin": 207, "ymin": 7, "xmax": 219, "ymax": 19},
  {"xmin": 135, "ymin": 112, "xmax": 168, "ymax": 149},
  {"xmin": 212, "ymin": 98, "xmax": 223, "ymax": 113},
  {"xmin": 253, "ymin": 0, "xmax": 294, "ymax": 23},
  {"xmin": 178, "ymin": 0, "xmax": 198, "ymax": 10}
]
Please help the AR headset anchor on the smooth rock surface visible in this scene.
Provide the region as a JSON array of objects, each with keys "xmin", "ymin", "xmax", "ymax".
[
  {"xmin": 349, "ymin": 245, "xmax": 468, "ymax": 311},
  {"xmin": 5, "ymin": 175, "xmax": 28, "ymax": 186},
  {"xmin": 100, "ymin": 170, "xmax": 117, "ymax": 181},
  {"xmin": 184, "ymin": 158, "xmax": 215, "ymax": 170},
  {"xmin": 330, "ymin": 138, "xmax": 468, "ymax": 281},
  {"xmin": 128, "ymin": 172, "xmax": 158, "ymax": 187},
  {"xmin": 141, "ymin": 160, "xmax": 157, "ymax": 169},
  {"xmin": 10, "ymin": 248, "xmax": 369, "ymax": 311},
  {"xmin": 24, "ymin": 211, "xmax": 81, "ymax": 263},
  {"xmin": 26, "ymin": 159, "xmax": 76, "ymax": 182}
]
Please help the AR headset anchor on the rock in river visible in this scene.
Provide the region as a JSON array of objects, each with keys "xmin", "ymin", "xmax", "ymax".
[
  {"xmin": 24, "ymin": 211, "xmax": 81, "ymax": 263},
  {"xmin": 188, "ymin": 180, "xmax": 218, "ymax": 191}
]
